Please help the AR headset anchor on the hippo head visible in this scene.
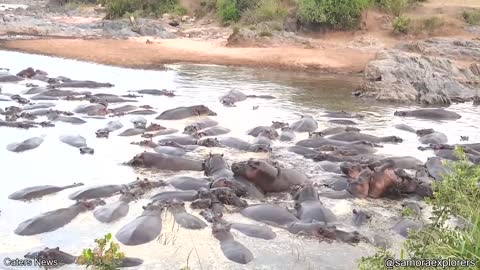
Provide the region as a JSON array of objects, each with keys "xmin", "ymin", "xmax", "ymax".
[
  {"xmin": 221, "ymin": 98, "xmax": 236, "ymax": 107},
  {"xmin": 291, "ymin": 184, "xmax": 320, "ymax": 203},
  {"xmin": 353, "ymin": 140, "xmax": 383, "ymax": 148},
  {"xmin": 315, "ymin": 145, "xmax": 337, "ymax": 152},
  {"xmin": 133, "ymin": 177, "xmax": 167, "ymax": 190},
  {"xmin": 211, "ymin": 187, "xmax": 248, "ymax": 208},
  {"xmin": 79, "ymin": 147, "xmax": 94, "ymax": 155},
  {"xmin": 333, "ymin": 149, "xmax": 359, "ymax": 157},
  {"xmin": 145, "ymin": 123, "xmax": 165, "ymax": 132},
  {"xmin": 119, "ymin": 189, "xmax": 143, "ymax": 202},
  {"xmin": 347, "ymin": 170, "xmax": 371, "ymax": 198},
  {"xmin": 271, "ymin": 121, "xmax": 288, "ymax": 129},
  {"xmin": 210, "ymin": 178, "xmax": 248, "ymax": 197},
  {"xmin": 192, "ymin": 132, "xmax": 206, "ymax": 139},
  {"xmin": 17, "ymin": 67, "xmax": 35, "ymax": 78},
  {"xmin": 133, "ymin": 121, "xmax": 147, "ymax": 130},
  {"xmin": 212, "ymin": 222, "xmax": 232, "ymax": 240},
  {"xmin": 131, "ymin": 140, "xmax": 157, "ymax": 148},
  {"xmin": 78, "ymin": 199, "xmax": 106, "ymax": 210},
  {"xmin": 231, "ymin": 161, "xmax": 247, "ymax": 176},
  {"xmin": 40, "ymin": 121, "xmax": 55, "ymax": 128},
  {"xmin": 416, "ymin": 128, "xmax": 434, "ymax": 137},
  {"xmin": 46, "ymin": 111, "xmax": 60, "ymax": 120},
  {"xmin": 159, "ymin": 141, "xmax": 184, "ymax": 148},
  {"xmin": 309, "ymin": 131, "xmax": 325, "ymax": 138},
  {"xmin": 126, "ymin": 152, "xmax": 147, "ymax": 167},
  {"xmin": 394, "ymin": 169, "xmax": 417, "ymax": 193},
  {"xmin": 203, "ymin": 153, "xmax": 227, "ymax": 176},
  {"xmin": 198, "ymin": 138, "xmax": 221, "ymax": 147},
  {"xmin": 191, "ymin": 198, "xmax": 213, "ymax": 209},
  {"xmin": 200, "ymin": 209, "xmax": 223, "ymax": 223},
  {"xmin": 249, "ymin": 144, "xmax": 272, "ymax": 153},
  {"xmin": 194, "ymin": 105, "xmax": 217, "ymax": 116},
  {"xmin": 24, "ymin": 247, "xmax": 76, "ymax": 265},
  {"xmin": 340, "ymin": 162, "xmax": 366, "ymax": 179},
  {"xmin": 35, "ymin": 69, "xmax": 48, "ymax": 76},
  {"xmin": 352, "ymin": 209, "xmax": 372, "ymax": 226},
  {"xmin": 258, "ymin": 129, "xmax": 279, "ymax": 140},
  {"xmin": 183, "ymin": 125, "xmax": 199, "ymax": 135},
  {"xmin": 95, "ymin": 129, "xmax": 110, "ymax": 138},
  {"xmin": 394, "ymin": 111, "xmax": 407, "ymax": 117},
  {"xmin": 334, "ymin": 229, "xmax": 363, "ymax": 244},
  {"xmin": 244, "ymin": 159, "xmax": 278, "ymax": 182},
  {"xmin": 142, "ymin": 201, "xmax": 165, "ymax": 212}
]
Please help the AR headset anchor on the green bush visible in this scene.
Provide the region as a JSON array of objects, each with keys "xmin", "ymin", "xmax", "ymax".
[
  {"xmin": 392, "ymin": 15, "xmax": 411, "ymax": 33},
  {"xmin": 372, "ymin": 0, "xmax": 424, "ymax": 16},
  {"xmin": 297, "ymin": 0, "xmax": 370, "ymax": 29},
  {"xmin": 463, "ymin": 9, "xmax": 480, "ymax": 25},
  {"xmin": 358, "ymin": 148, "xmax": 480, "ymax": 269},
  {"xmin": 101, "ymin": 0, "xmax": 184, "ymax": 19},
  {"xmin": 242, "ymin": 0, "xmax": 287, "ymax": 24},
  {"xmin": 217, "ymin": 0, "xmax": 241, "ymax": 23},
  {"xmin": 76, "ymin": 233, "xmax": 125, "ymax": 270}
]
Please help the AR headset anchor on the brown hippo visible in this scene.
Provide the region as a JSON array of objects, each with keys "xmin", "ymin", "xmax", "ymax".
[
  {"xmin": 231, "ymin": 159, "xmax": 308, "ymax": 193},
  {"xmin": 156, "ymin": 105, "xmax": 217, "ymax": 120}
]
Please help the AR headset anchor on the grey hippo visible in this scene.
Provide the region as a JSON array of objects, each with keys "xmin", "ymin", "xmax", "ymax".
[
  {"xmin": 162, "ymin": 200, "xmax": 207, "ymax": 229},
  {"xmin": 93, "ymin": 189, "xmax": 143, "ymax": 223},
  {"xmin": 183, "ymin": 118, "xmax": 219, "ymax": 135},
  {"xmin": 418, "ymin": 132, "xmax": 448, "ymax": 145},
  {"xmin": 196, "ymin": 126, "xmax": 231, "ymax": 137},
  {"xmin": 14, "ymin": 199, "xmax": 106, "ymax": 236},
  {"xmin": 6, "ymin": 135, "xmax": 45, "ymax": 153},
  {"xmin": 50, "ymin": 80, "xmax": 114, "ymax": 88},
  {"xmin": 352, "ymin": 209, "xmax": 371, "ymax": 227},
  {"xmin": 328, "ymin": 132, "xmax": 403, "ymax": 143},
  {"xmin": 394, "ymin": 124, "xmax": 416, "ymax": 133},
  {"xmin": 391, "ymin": 218, "xmax": 422, "ymax": 237},
  {"xmin": 212, "ymin": 222, "xmax": 254, "ymax": 264},
  {"xmin": 328, "ymin": 119, "xmax": 358, "ymax": 125},
  {"xmin": 59, "ymin": 135, "xmax": 87, "ymax": 148},
  {"xmin": 0, "ymin": 74, "xmax": 23, "ymax": 82},
  {"xmin": 157, "ymin": 135, "xmax": 198, "ymax": 146},
  {"xmin": 115, "ymin": 202, "xmax": 165, "ymax": 246},
  {"xmin": 296, "ymin": 137, "xmax": 380, "ymax": 154},
  {"xmin": 290, "ymin": 115, "xmax": 318, "ymax": 132},
  {"xmin": 69, "ymin": 184, "xmax": 128, "ymax": 200},
  {"xmin": 203, "ymin": 153, "xmax": 235, "ymax": 181},
  {"xmin": 253, "ymin": 130, "xmax": 275, "ymax": 146},
  {"xmin": 322, "ymin": 111, "xmax": 364, "ymax": 119},
  {"xmin": 231, "ymin": 159, "xmax": 308, "ymax": 193},
  {"xmin": 425, "ymin": 157, "xmax": 449, "ymax": 181},
  {"xmin": 73, "ymin": 103, "xmax": 108, "ymax": 116},
  {"xmin": 394, "ymin": 109, "xmax": 461, "ymax": 120},
  {"xmin": 315, "ymin": 126, "xmax": 360, "ymax": 136},
  {"xmin": 167, "ymin": 176, "xmax": 210, "ymax": 190},
  {"xmin": 24, "ymin": 247, "xmax": 144, "ymax": 268},
  {"xmin": 218, "ymin": 137, "xmax": 272, "ymax": 152},
  {"xmin": 22, "ymin": 103, "xmax": 56, "ymax": 110},
  {"xmin": 108, "ymin": 104, "xmax": 137, "ymax": 115},
  {"xmin": 126, "ymin": 152, "xmax": 204, "ymax": 171},
  {"xmin": 247, "ymin": 121, "xmax": 287, "ymax": 137},
  {"xmin": 279, "ymin": 127, "xmax": 295, "ymax": 141},
  {"xmin": 47, "ymin": 113, "xmax": 86, "ymax": 125},
  {"xmin": 151, "ymin": 190, "xmax": 198, "ymax": 202},
  {"xmin": 9, "ymin": 183, "xmax": 84, "ymax": 201},
  {"xmin": 156, "ymin": 105, "xmax": 217, "ymax": 120},
  {"xmin": 291, "ymin": 184, "xmax": 337, "ymax": 223},
  {"xmin": 219, "ymin": 90, "xmax": 248, "ymax": 107},
  {"xmin": 133, "ymin": 89, "xmax": 175, "ymax": 96}
]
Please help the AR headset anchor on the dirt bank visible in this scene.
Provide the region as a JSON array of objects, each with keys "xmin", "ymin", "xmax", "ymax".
[{"xmin": 0, "ymin": 38, "xmax": 374, "ymax": 72}]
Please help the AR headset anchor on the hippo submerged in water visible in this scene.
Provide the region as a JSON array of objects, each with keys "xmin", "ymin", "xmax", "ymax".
[
  {"xmin": 156, "ymin": 105, "xmax": 217, "ymax": 120},
  {"xmin": 394, "ymin": 109, "xmax": 461, "ymax": 120}
]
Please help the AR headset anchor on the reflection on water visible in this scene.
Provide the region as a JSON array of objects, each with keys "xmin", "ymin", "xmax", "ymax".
[{"xmin": 0, "ymin": 51, "xmax": 479, "ymax": 270}]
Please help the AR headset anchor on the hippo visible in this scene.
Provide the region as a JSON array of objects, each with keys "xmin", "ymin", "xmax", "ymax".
[
  {"xmin": 391, "ymin": 218, "xmax": 422, "ymax": 237},
  {"xmin": 291, "ymin": 185, "xmax": 337, "ymax": 223},
  {"xmin": 352, "ymin": 209, "xmax": 371, "ymax": 227},
  {"xmin": 156, "ymin": 105, "xmax": 217, "ymax": 120},
  {"xmin": 328, "ymin": 132, "xmax": 403, "ymax": 143},
  {"xmin": 394, "ymin": 124, "xmax": 416, "ymax": 133},
  {"xmin": 16, "ymin": 67, "xmax": 46, "ymax": 78},
  {"xmin": 323, "ymin": 111, "xmax": 364, "ymax": 119},
  {"xmin": 287, "ymin": 145, "xmax": 321, "ymax": 157},
  {"xmin": 93, "ymin": 190, "xmax": 141, "ymax": 223},
  {"xmin": 368, "ymin": 160, "xmax": 400, "ymax": 198},
  {"xmin": 40, "ymin": 89, "xmax": 90, "ymax": 97},
  {"xmin": 69, "ymin": 184, "xmax": 128, "ymax": 200},
  {"xmin": 0, "ymin": 120, "xmax": 37, "ymax": 129},
  {"xmin": 115, "ymin": 202, "xmax": 165, "ymax": 246},
  {"xmin": 73, "ymin": 103, "xmax": 108, "ymax": 116},
  {"xmin": 419, "ymin": 132, "xmax": 448, "ymax": 144},
  {"xmin": 167, "ymin": 176, "xmax": 210, "ymax": 190},
  {"xmin": 104, "ymin": 120, "xmax": 124, "ymax": 131},
  {"xmin": 247, "ymin": 121, "xmax": 287, "ymax": 137},
  {"xmin": 24, "ymin": 247, "xmax": 143, "ymax": 268},
  {"xmin": 50, "ymin": 80, "xmax": 114, "ymax": 88},
  {"xmin": 59, "ymin": 135, "xmax": 87, "ymax": 148},
  {"xmin": 0, "ymin": 74, "xmax": 23, "ymax": 82},
  {"xmin": 328, "ymin": 119, "xmax": 358, "ymax": 125},
  {"xmin": 231, "ymin": 159, "xmax": 308, "ymax": 193},
  {"xmin": 23, "ymin": 103, "xmax": 56, "ymax": 110},
  {"xmin": 153, "ymin": 146, "xmax": 188, "ymax": 156},
  {"xmin": 151, "ymin": 190, "xmax": 198, "ymax": 202},
  {"xmin": 196, "ymin": 126, "xmax": 231, "ymax": 137},
  {"xmin": 279, "ymin": 127, "xmax": 295, "ymax": 141},
  {"xmin": 126, "ymin": 152, "xmax": 204, "ymax": 171},
  {"xmin": 253, "ymin": 131, "xmax": 273, "ymax": 146},
  {"xmin": 157, "ymin": 135, "xmax": 198, "ymax": 146},
  {"xmin": 183, "ymin": 118, "xmax": 219, "ymax": 135},
  {"xmin": 118, "ymin": 128, "xmax": 146, "ymax": 137},
  {"xmin": 219, "ymin": 90, "xmax": 248, "ymax": 106},
  {"xmin": 23, "ymin": 87, "xmax": 48, "ymax": 95},
  {"xmin": 9, "ymin": 183, "xmax": 84, "ymax": 201},
  {"xmin": 380, "ymin": 156, "xmax": 423, "ymax": 170},
  {"xmin": 317, "ymin": 126, "xmax": 360, "ymax": 136},
  {"xmin": 394, "ymin": 109, "xmax": 461, "ymax": 120},
  {"xmin": 401, "ymin": 202, "xmax": 422, "ymax": 218},
  {"xmin": 7, "ymin": 136, "xmax": 45, "ymax": 153},
  {"xmin": 318, "ymin": 161, "xmax": 343, "ymax": 174},
  {"xmin": 231, "ymin": 223, "xmax": 276, "ymax": 240},
  {"xmin": 212, "ymin": 222, "xmax": 254, "ymax": 264},
  {"xmin": 14, "ymin": 199, "xmax": 105, "ymax": 235},
  {"xmin": 108, "ymin": 105, "xmax": 137, "ymax": 115},
  {"xmin": 129, "ymin": 109, "xmax": 157, "ymax": 115},
  {"xmin": 47, "ymin": 113, "xmax": 86, "ymax": 125},
  {"xmin": 425, "ymin": 157, "xmax": 449, "ymax": 181},
  {"xmin": 203, "ymin": 153, "xmax": 234, "ymax": 180},
  {"xmin": 296, "ymin": 137, "xmax": 380, "ymax": 154},
  {"xmin": 134, "ymin": 89, "xmax": 175, "ymax": 96},
  {"xmin": 290, "ymin": 115, "xmax": 318, "ymax": 132},
  {"xmin": 89, "ymin": 94, "xmax": 136, "ymax": 104},
  {"xmin": 162, "ymin": 201, "xmax": 207, "ymax": 229}
]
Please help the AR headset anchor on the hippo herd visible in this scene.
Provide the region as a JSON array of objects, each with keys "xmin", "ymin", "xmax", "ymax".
[{"xmin": 1, "ymin": 66, "xmax": 477, "ymax": 266}]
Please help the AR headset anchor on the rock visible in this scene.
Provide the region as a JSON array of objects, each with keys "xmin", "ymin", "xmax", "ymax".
[
  {"xmin": 471, "ymin": 63, "xmax": 480, "ymax": 77},
  {"xmin": 355, "ymin": 44, "xmax": 479, "ymax": 104}
]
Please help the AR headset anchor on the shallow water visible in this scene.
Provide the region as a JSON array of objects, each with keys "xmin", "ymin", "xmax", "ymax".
[{"xmin": 0, "ymin": 50, "xmax": 479, "ymax": 270}]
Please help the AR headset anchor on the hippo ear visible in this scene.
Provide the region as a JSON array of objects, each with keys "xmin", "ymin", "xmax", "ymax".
[
  {"xmin": 221, "ymin": 153, "xmax": 224, "ymax": 157},
  {"xmin": 353, "ymin": 209, "xmax": 358, "ymax": 214},
  {"xmin": 209, "ymin": 152, "xmax": 212, "ymax": 157},
  {"xmin": 55, "ymin": 247, "xmax": 60, "ymax": 251},
  {"xmin": 142, "ymin": 206, "xmax": 146, "ymax": 210},
  {"xmin": 366, "ymin": 214, "xmax": 372, "ymax": 219}
]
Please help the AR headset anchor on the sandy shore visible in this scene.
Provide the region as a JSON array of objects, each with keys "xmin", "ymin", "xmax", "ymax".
[{"xmin": 0, "ymin": 38, "xmax": 374, "ymax": 72}]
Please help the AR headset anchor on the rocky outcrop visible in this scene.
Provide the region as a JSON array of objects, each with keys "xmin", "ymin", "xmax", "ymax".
[{"xmin": 355, "ymin": 39, "xmax": 480, "ymax": 105}]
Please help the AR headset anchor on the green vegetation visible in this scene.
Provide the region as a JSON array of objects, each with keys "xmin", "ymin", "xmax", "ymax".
[
  {"xmin": 392, "ymin": 15, "xmax": 411, "ymax": 33},
  {"xmin": 297, "ymin": 0, "xmax": 370, "ymax": 29},
  {"xmin": 358, "ymin": 148, "xmax": 480, "ymax": 269},
  {"xmin": 373, "ymin": 0, "xmax": 425, "ymax": 16},
  {"xmin": 463, "ymin": 9, "xmax": 480, "ymax": 25},
  {"xmin": 401, "ymin": 207, "xmax": 414, "ymax": 218},
  {"xmin": 99, "ymin": 0, "xmax": 186, "ymax": 19},
  {"xmin": 216, "ymin": 0, "xmax": 241, "ymax": 23},
  {"xmin": 76, "ymin": 233, "xmax": 125, "ymax": 270},
  {"xmin": 242, "ymin": 0, "xmax": 287, "ymax": 24}
]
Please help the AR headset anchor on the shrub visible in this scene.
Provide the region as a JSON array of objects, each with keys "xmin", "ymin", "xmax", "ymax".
[
  {"xmin": 297, "ymin": 0, "xmax": 370, "ymax": 29},
  {"xmin": 463, "ymin": 9, "xmax": 480, "ymax": 25},
  {"xmin": 373, "ymin": 0, "xmax": 422, "ymax": 16},
  {"xmin": 242, "ymin": 0, "xmax": 287, "ymax": 24},
  {"xmin": 217, "ymin": 0, "xmax": 241, "ymax": 23},
  {"xmin": 421, "ymin": 16, "xmax": 444, "ymax": 32},
  {"xmin": 76, "ymin": 233, "xmax": 125, "ymax": 270},
  {"xmin": 358, "ymin": 148, "xmax": 480, "ymax": 269},
  {"xmin": 392, "ymin": 15, "xmax": 411, "ymax": 33},
  {"xmin": 259, "ymin": 30, "xmax": 273, "ymax": 36},
  {"xmin": 102, "ymin": 0, "xmax": 183, "ymax": 19}
]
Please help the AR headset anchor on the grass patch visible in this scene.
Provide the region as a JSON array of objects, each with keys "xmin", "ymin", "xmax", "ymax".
[
  {"xmin": 76, "ymin": 233, "xmax": 125, "ymax": 270},
  {"xmin": 358, "ymin": 148, "xmax": 480, "ymax": 269},
  {"xmin": 259, "ymin": 30, "xmax": 273, "ymax": 36},
  {"xmin": 217, "ymin": 0, "xmax": 241, "ymax": 23},
  {"xmin": 297, "ymin": 0, "xmax": 370, "ymax": 29},
  {"xmin": 242, "ymin": 0, "xmax": 287, "ymax": 24},
  {"xmin": 392, "ymin": 15, "xmax": 411, "ymax": 33},
  {"xmin": 463, "ymin": 9, "xmax": 480, "ymax": 25},
  {"xmin": 100, "ymin": 0, "xmax": 186, "ymax": 19}
]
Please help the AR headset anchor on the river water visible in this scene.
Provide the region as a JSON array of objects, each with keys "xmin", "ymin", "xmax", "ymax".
[{"xmin": 0, "ymin": 50, "xmax": 479, "ymax": 270}]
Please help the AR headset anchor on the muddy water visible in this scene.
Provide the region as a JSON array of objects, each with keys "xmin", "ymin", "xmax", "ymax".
[{"xmin": 0, "ymin": 51, "xmax": 479, "ymax": 270}]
